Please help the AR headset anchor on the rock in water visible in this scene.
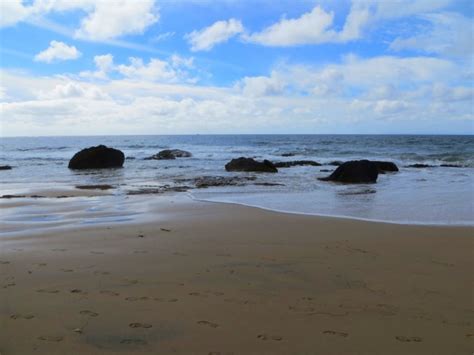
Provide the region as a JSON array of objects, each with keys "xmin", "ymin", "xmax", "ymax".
[
  {"xmin": 373, "ymin": 161, "xmax": 399, "ymax": 172},
  {"xmin": 0, "ymin": 165, "xmax": 12, "ymax": 170},
  {"xmin": 273, "ymin": 160, "xmax": 321, "ymax": 168},
  {"xmin": 319, "ymin": 160, "xmax": 378, "ymax": 183},
  {"xmin": 225, "ymin": 157, "xmax": 278, "ymax": 173},
  {"xmin": 68, "ymin": 145, "xmax": 124, "ymax": 170},
  {"xmin": 145, "ymin": 149, "xmax": 192, "ymax": 160}
]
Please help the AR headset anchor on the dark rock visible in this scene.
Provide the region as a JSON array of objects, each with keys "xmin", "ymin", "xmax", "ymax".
[
  {"xmin": 125, "ymin": 157, "xmax": 136, "ymax": 160},
  {"xmin": 320, "ymin": 169, "xmax": 332, "ymax": 172},
  {"xmin": 75, "ymin": 184, "xmax": 114, "ymax": 190},
  {"xmin": 373, "ymin": 161, "xmax": 399, "ymax": 173},
  {"xmin": 127, "ymin": 185, "xmax": 190, "ymax": 195},
  {"xmin": 319, "ymin": 160, "xmax": 379, "ymax": 184},
  {"xmin": 225, "ymin": 157, "xmax": 278, "ymax": 173},
  {"xmin": 145, "ymin": 149, "xmax": 192, "ymax": 160},
  {"xmin": 254, "ymin": 182, "xmax": 285, "ymax": 186},
  {"xmin": 0, "ymin": 165, "xmax": 12, "ymax": 170},
  {"xmin": 273, "ymin": 160, "xmax": 321, "ymax": 168},
  {"xmin": 281, "ymin": 153, "xmax": 296, "ymax": 157},
  {"xmin": 68, "ymin": 145, "xmax": 124, "ymax": 170},
  {"xmin": 194, "ymin": 176, "xmax": 256, "ymax": 188},
  {"xmin": 406, "ymin": 164, "xmax": 435, "ymax": 168},
  {"xmin": 328, "ymin": 161, "xmax": 343, "ymax": 166}
]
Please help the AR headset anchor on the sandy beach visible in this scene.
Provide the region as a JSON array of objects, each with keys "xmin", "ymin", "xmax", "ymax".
[{"xmin": 0, "ymin": 196, "xmax": 472, "ymax": 354}]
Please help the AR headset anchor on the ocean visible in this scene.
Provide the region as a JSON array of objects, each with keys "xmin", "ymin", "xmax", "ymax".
[{"xmin": 1, "ymin": 135, "xmax": 473, "ymax": 232}]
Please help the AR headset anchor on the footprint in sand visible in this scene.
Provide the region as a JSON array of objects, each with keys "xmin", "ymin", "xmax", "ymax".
[
  {"xmin": 90, "ymin": 251, "xmax": 105, "ymax": 255},
  {"xmin": 137, "ymin": 234, "xmax": 145, "ymax": 238},
  {"xmin": 129, "ymin": 322, "xmax": 152, "ymax": 329},
  {"xmin": 395, "ymin": 336, "xmax": 422, "ymax": 342},
  {"xmin": 0, "ymin": 260, "xmax": 10, "ymax": 265},
  {"xmin": 125, "ymin": 296, "xmax": 149, "ymax": 301},
  {"xmin": 3, "ymin": 283, "xmax": 16, "ymax": 289},
  {"xmin": 60, "ymin": 268, "xmax": 74, "ymax": 272},
  {"xmin": 197, "ymin": 321, "xmax": 219, "ymax": 328},
  {"xmin": 100, "ymin": 290, "xmax": 120, "ymax": 296},
  {"xmin": 216, "ymin": 253, "xmax": 232, "ymax": 257},
  {"xmin": 38, "ymin": 336, "xmax": 63, "ymax": 342},
  {"xmin": 323, "ymin": 330, "xmax": 349, "ymax": 338},
  {"xmin": 10, "ymin": 314, "xmax": 35, "ymax": 320},
  {"xmin": 123, "ymin": 279, "xmax": 139, "ymax": 285},
  {"xmin": 34, "ymin": 263, "xmax": 47, "ymax": 267},
  {"xmin": 37, "ymin": 289, "xmax": 59, "ymax": 294},
  {"xmin": 153, "ymin": 297, "xmax": 178, "ymax": 302},
  {"xmin": 120, "ymin": 338, "xmax": 147, "ymax": 345},
  {"xmin": 205, "ymin": 291, "xmax": 224, "ymax": 296},
  {"xmin": 80, "ymin": 310, "xmax": 99, "ymax": 317},
  {"xmin": 160, "ymin": 228, "xmax": 171, "ymax": 232},
  {"xmin": 257, "ymin": 334, "xmax": 282, "ymax": 341},
  {"xmin": 70, "ymin": 289, "xmax": 87, "ymax": 295},
  {"xmin": 189, "ymin": 292, "xmax": 207, "ymax": 297},
  {"xmin": 51, "ymin": 248, "xmax": 67, "ymax": 252},
  {"xmin": 133, "ymin": 250, "xmax": 148, "ymax": 254}
]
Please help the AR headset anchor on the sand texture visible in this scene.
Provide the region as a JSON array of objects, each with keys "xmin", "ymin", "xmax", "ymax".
[{"xmin": 1, "ymin": 197, "xmax": 473, "ymax": 354}]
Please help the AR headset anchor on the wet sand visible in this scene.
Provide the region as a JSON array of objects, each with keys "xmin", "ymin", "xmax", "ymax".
[{"xmin": 1, "ymin": 197, "xmax": 473, "ymax": 354}]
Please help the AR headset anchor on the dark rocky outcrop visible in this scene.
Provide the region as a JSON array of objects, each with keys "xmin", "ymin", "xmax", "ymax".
[
  {"xmin": 0, "ymin": 165, "xmax": 12, "ymax": 170},
  {"xmin": 273, "ymin": 160, "xmax": 321, "ymax": 168},
  {"xmin": 225, "ymin": 157, "xmax": 278, "ymax": 173},
  {"xmin": 281, "ymin": 153, "xmax": 296, "ymax": 157},
  {"xmin": 328, "ymin": 161, "xmax": 343, "ymax": 166},
  {"xmin": 373, "ymin": 161, "xmax": 399, "ymax": 173},
  {"xmin": 68, "ymin": 145, "xmax": 124, "ymax": 170},
  {"xmin": 319, "ymin": 160, "xmax": 378, "ymax": 183},
  {"xmin": 145, "ymin": 149, "xmax": 192, "ymax": 160},
  {"xmin": 406, "ymin": 164, "xmax": 435, "ymax": 168}
]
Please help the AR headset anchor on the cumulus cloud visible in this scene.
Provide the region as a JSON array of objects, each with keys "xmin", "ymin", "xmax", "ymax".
[
  {"xmin": 244, "ymin": 0, "xmax": 455, "ymax": 47},
  {"xmin": 79, "ymin": 54, "xmax": 195, "ymax": 83},
  {"xmin": 1, "ymin": 0, "xmax": 159, "ymax": 41},
  {"xmin": 34, "ymin": 40, "xmax": 81, "ymax": 63},
  {"xmin": 186, "ymin": 18, "xmax": 244, "ymax": 51},
  {"xmin": 75, "ymin": 0, "xmax": 159, "ymax": 40}
]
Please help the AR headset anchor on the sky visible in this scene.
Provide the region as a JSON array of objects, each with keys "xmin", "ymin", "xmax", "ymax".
[{"xmin": 0, "ymin": 0, "xmax": 473, "ymax": 136}]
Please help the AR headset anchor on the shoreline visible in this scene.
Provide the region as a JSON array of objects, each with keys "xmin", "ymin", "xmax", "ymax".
[{"xmin": 1, "ymin": 191, "xmax": 473, "ymax": 239}]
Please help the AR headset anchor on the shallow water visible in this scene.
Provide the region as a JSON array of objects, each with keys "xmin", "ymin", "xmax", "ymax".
[{"xmin": 0, "ymin": 134, "xmax": 473, "ymax": 227}]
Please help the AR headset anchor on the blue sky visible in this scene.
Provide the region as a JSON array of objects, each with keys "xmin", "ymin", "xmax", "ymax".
[{"xmin": 0, "ymin": 0, "xmax": 473, "ymax": 136}]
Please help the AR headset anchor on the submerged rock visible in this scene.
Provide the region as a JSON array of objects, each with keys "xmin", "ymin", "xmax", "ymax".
[
  {"xmin": 273, "ymin": 160, "xmax": 321, "ymax": 168},
  {"xmin": 75, "ymin": 184, "xmax": 114, "ymax": 190},
  {"xmin": 193, "ymin": 176, "xmax": 256, "ymax": 188},
  {"xmin": 328, "ymin": 161, "xmax": 343, "ymax": 166},
  {"xmin": 319, "ymin": 160, "xmax": 378, "ymax": 184},
  {"xmin": 440, "ymin": 164, "xmax": 464, "ymax": 168},
  {"xmin": 406, "ymin": 164, "xmax": 435, "ymax": 168},
  {"xmin": 0, "ymin": 165, "xmax": 12, "ymax": 170},
  {"xmin": 281, "ymin": 153, "xmax": 296, "ymax": 157},
  {"xmin": 145, "ymin": 149, "xmax": 192, "ymax": 160},
  {"xmin": 68, "ymin": 145, "xmax": 124, "ymax": 170},
  {"xmin": 373, "ymin": 161, "xmax": 399, "ymax": 173},
  {"xmin": 225, "ymin": 157, "xmax": 278, "ymax": 173}
]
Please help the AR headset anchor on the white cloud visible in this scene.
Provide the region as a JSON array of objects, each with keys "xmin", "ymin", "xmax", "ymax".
[
  {"xmin": 79, "ymin": 54, "xmax": 195, "ymax": 83},
  {"xmin": 1, "ymin": 0, "xmax": 159, "ymax": 41},
  {"xmin": 186, "ymin": 18, "xmax": 243, "ymax": 51},
  {"xmin": 75, "ymin": 0, "xmax": 159, "ymax": 40},
  {"xmin": 0, "ymin": 0, "xmax": 32, "ymax": 27},
  {"xmin": 34, "ymin": 40, "xmax": 81, "ymax": 63},
  {"xmin": 238, "ymin": 72, "xmax": 286, "ymax": 97},
  {"xmin": 389, "ymin": 13, "xmax": 473, "ymax": 59},
  {"xmin": 244, "ymin": 0, "xmax": 455, "ymax": 47},
  {"xmin": 244, "ymin": 6, "xmax": 336, "ymax": 46}
]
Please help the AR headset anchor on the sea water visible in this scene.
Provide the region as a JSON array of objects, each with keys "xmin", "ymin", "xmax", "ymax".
[{"xmin": 0, "ymin": 135, "xmax": 473, "ymax": 228}]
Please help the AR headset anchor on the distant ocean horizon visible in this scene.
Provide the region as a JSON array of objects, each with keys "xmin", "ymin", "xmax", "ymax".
[{"xmin": 1, "ymin": 134, "xmax": 473, "ymax": 230}]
